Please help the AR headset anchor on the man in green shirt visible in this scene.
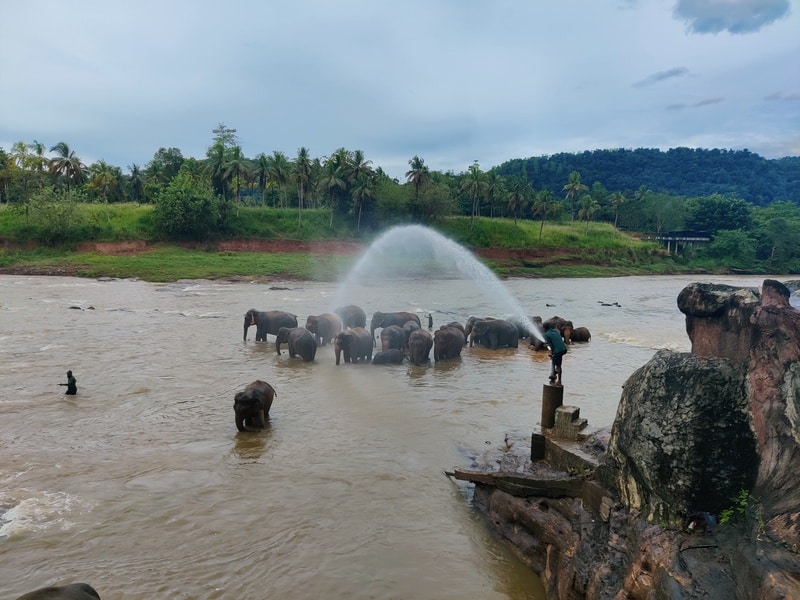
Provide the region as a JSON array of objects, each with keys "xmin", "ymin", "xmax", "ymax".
[{"xmin": 543, "ymin": 323, "xmax": 567, "ymax": 386}]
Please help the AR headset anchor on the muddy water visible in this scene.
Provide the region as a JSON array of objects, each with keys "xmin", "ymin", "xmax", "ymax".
[{"xmin": 0, "ymin": 274, "xmax": 780, "ymax": 599}]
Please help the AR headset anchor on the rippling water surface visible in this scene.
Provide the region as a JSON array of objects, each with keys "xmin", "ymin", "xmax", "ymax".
[{"xmin": 0, "ymin": 271, "xmax": 784, "ymax": 599}]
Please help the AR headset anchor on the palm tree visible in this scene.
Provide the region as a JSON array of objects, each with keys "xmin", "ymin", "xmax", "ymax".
[
  {"xmin": 223, "ymin": 145, "xmax": 249, "ymax": 210},
  {"xmin": 319, "ymin": 157, "xmax": 346, "ymax": 228},
  {"xmin": 252, "ymin": 153, "xmax": 270, "ymax": 206},
  {"xmin": 351, "ymin": 172, "xmax": 376, "ymax": 232},
  {"xmin": 128, "ymin": 164, "xmax": 144, "ymax": 203},
  {"xmin": 562, "ymin": 170, "xmax": 588, "ymax": 221},
  {"xmin": 267, "ymin": 151, "xmax": 291, "ymax": 208},
  {"xmin": 461, "ymin": 161, "xmax": 487, "ymax": 227},
  {"xmin": 49, "ymin": 142, "xmax": 86, "ymax": 192},
  {"xmin": 506, "ymin": 179, "xmax": 529, "ymax": 225},
  {"xmin": 609, "ymin": 191, "xmax": 625, "ymax": 228},
  {"xmin": 87, "ymin": 160, "xmax": 120, "ymax": 203},
  {"xmin": 578, "ymin": 193, "xmax": 600, "ymax": 231},
  {"xmin": 205, "ymin": 140, "xmax": 228, "ymax": 198},
  {"xmin": 531, "ymin": 188, "xmax": 555, "ymax": 241},
  {"xmin": 484, "ymin": 171, "xmax": 505, "ymax": 218},
  {"xmin": 405, "ymin": 155, "xmax": 430, "ymax": 220},
  {"xmin": 293, "ymin": 147, "xmax": 312, "ymax": 226}
]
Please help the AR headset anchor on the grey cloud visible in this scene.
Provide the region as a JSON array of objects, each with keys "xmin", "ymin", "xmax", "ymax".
[
  {"xmin": 765, "ymin": 91, "xmax": 800, "ymax": 101},
  {"xmin": 633, "ymin": 67, "xmax": 689, "ymax": 88},
  {"xmin": 674, "ymin": 0, "xmax": 791, "ymax": 34},
  {"xmin": 666, "ymin": 97, "xmax": 724, "ymax": 111}
]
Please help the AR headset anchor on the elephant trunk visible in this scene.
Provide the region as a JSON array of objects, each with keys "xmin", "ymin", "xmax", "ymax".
[
  {"xmin": 235, "ymin": 411, "xmax": 248, "ymax": 432},
  {"xmin": 275, "ymin": 340, "xmax": 282, "ymax": 355},
  {"xmin": 243, "ymin": 320, "xmax": 250, "ymax": 341}
]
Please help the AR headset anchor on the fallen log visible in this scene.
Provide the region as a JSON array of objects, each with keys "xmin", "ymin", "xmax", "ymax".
[{"xmin": 446, "ymin": 468, "xmax": 585, "ymax": 498}]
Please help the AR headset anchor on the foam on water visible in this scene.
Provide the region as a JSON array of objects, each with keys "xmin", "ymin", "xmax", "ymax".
[{"xmin": 332, "ymin": 225, "xmax": 546, "ymax": 342}]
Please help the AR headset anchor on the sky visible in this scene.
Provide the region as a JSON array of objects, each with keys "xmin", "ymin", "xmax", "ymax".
[{"xmin": 1, "ymin": 0, "xmax": 799, "ymax": 180}]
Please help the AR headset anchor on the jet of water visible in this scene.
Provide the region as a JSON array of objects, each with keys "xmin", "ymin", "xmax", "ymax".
[{"xmin": 332, "ymin": 225, "xmax": 546, "ymax": 343}]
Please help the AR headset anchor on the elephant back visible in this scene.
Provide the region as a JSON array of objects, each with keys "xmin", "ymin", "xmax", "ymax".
[{"xmin": 335, "ymin": 304, "xmax": 367, "ymax": 329}]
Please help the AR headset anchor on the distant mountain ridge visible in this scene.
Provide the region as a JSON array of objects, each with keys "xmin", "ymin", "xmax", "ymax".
[{"xmin": 495, "ymin": 148, "xmax": 800, "ymax": 206}]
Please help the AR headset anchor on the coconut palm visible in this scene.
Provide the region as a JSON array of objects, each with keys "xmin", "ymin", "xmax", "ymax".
[
  {"xmin": 461, "ymin": 161, "xmax": 487, "ymax": 227},
  {"xmin": 405, "ymin": 155, "xmax": 430, "ymax": 220},
  {"xmin": 484, "ymin": 171, "xmax": 506, "ymax": 218},
  {"xmin": 205, "ymin": 141, "xmax": 227, "ymax": 199},
  {"xmin": 87, "ymin": 160, "xmax": 120, "ymax": 204},
  {"xmin": 562, "ymin": 170, "xmax": 588, "ymax": 221},
  {"xmin": 267, "ymin": 151, "xmax": 291, "ymax": 208},
  {"xmin": 578, "ymin": 193, "xmax": 600, "ymax": 231},
  {"xmin": 49, "ymin": 142, "xmax": 86, "ymax": 192},
  {"xmin": 293, "ymin": 147, "xmax": 312, "ymax": 225},
  {"xmin": 128, "ymin": 164, "xmax": 144, "ymax": 203},
  {"xmin": 531, "ymin": 188, "xmax": 556, "ymax": 241},
  {"xmin": 319, "ymin": 156, "xmax": 346, "ymax": 228},
  {"xmin": 223, "ymin": 145, "xmax": 249, "ymax": 210},
  {"xmin": 506, "ymin": 179, "xmax": 529, "ymax": 225},
  {"xmin": 609, "ymin": 191, "xmax": 625, "ymax": 229},
  {"xmin": 351, "ymin": 172, "xmax": 376, "ymax": 232}
]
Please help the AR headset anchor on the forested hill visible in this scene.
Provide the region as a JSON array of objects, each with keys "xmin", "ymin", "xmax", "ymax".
[{"xmin": 495, "ymin": 148, "xmax": 800, "ymax": 206}]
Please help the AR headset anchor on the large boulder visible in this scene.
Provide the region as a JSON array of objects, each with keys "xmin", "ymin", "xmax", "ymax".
[
  {"xmin": 466, "ymin": 279, "xmax": 800, "ymax": 599},
  {"xmin": 607, "ymin": 349, "xmax": 757, "ymax": 528}
]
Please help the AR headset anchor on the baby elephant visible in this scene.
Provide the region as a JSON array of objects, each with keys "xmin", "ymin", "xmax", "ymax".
[
  {"xmin": 16, "ymin": 583, "xmax": 101, "ymax": 600},
  {"xmin": 234, "ymin": 380, "xmax": 276, "ymax": 432}
]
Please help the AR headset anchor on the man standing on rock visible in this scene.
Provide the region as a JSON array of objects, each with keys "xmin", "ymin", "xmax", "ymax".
[{"xmin": 543, "ymin": 323, "xmax": 567, "ymax": 386}]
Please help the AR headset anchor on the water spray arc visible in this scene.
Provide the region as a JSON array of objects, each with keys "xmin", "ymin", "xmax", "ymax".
[{"xmin": 332, "ymin": 225, "xmax": 546, "ymax": 343}]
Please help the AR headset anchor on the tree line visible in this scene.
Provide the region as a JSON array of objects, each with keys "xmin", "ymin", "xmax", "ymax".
[{"xmin": 1, "ymin": 123, "xmax": 798, "ymax": 270}]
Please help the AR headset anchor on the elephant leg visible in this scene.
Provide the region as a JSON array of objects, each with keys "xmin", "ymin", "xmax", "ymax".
[{"xmin": 254, "ymin": 409, "xmax": 266, "ymax": 429}]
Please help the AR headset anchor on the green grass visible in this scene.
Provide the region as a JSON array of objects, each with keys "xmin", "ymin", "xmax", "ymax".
[{"xmin": 0, "ymin": 203, "xmax": 749, "ymax": 281}]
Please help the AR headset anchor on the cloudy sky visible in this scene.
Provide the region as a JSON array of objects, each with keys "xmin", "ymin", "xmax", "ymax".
[{"xmin": 1, "ymin": 0, "xmax": 798, "ymax": 180}]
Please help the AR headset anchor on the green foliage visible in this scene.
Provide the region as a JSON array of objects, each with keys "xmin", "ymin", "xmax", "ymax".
[
  {"xmin": 685, "ymin": 194, "xmax": 752, "ymax": 234},
  {"xmin": 25, "ymin": 188, "xmax": 83, "ymax": 245},
  {"xmin": 719, "ymin": 489, "xmax": 751, "ymax": 525},
  {"xmin": 705, "ymin": 229, "xmax": 756, "ymax": 266},
  {"xmin": 152, "ymin": 173, "xmax": 223, "ymax": 239}
]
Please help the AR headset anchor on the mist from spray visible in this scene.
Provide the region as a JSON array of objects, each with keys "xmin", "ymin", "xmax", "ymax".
[{"xmin": 332, "ymin": 224, "xmax": 546, "ymax": 343}]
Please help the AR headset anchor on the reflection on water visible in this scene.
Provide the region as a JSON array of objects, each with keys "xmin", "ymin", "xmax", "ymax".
[{"xmin": 0, "ymin": 274, "xmax": 783, "ymax": 599}]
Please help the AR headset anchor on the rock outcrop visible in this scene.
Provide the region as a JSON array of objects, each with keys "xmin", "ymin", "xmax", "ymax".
[{"xmin": 464, "ymin": 279, "xmax": 800, "ymax": 599}]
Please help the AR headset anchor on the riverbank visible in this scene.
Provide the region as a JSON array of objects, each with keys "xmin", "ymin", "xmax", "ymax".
[{"xmin": 0, "ymin": 237, "xmax": 735, "ymax": 283}]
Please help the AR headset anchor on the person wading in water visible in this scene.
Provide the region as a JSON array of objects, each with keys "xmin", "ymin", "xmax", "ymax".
[{"xmin": 59, "ymin": 370, "xmax": 77, "ymax": 395}]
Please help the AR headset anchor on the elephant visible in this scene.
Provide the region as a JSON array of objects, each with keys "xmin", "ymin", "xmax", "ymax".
[
  {"xmin": 380, "ymin": 324, "xmax": 406, "ymax": 351},
  {"xmin": 569, "ymin": 326, "xmax": 591, "ymax": 342},
  {"xmin": 471, "ymin": 318, "xmax": 519, "ymax": 349},
  {"xmin": 543, "ymin": 316, "xmax": 573, "ymax": 344},
  {"xmin": 16, "ymin": 583, "xmax": 101, "ymax": 600},
  {"xmin": 305, "ymin": 312, "xmax": 343, "ymax": 347},
  {"xmin": 408, "ymin": 328, "xmax": 433, "ymax": 365},
  {"xmin": 508, "ymin": 315, "xmax": 541, "ymax": 341},
  {"xmin": 370, "ymin": 311, "xmax": 421, "ymax": 344},
  {"xmin": 234, "ymin": 380, "xmax": 276, "ymax": 431},
  {"xmin": 464, "ymin": 316, "xmax": 495, "ymax": 347},
  {"xmin": 334, "ymin": 304, "xmax": 367, "ymax": 330},
  {"xmin": 372, "ymin": 348, "xmax": 405, "ymax": 364},
  {"xmin": 434, "ymin": 325, "xmax": 466, "ymax": 361},
  {"xmin": 334, "ymin": 327, "xmax": 373, "ymax": 365},
  {"xmin": 275, "ymin": 327, "xmax": 317, "ymax": 361},
  {"xmin": 244, "ymin": 309, "xmax": 298, "ymax": 342},
  {"xmin": 402, "ymin": 319, "xmax": 421, "ymax": 346}
]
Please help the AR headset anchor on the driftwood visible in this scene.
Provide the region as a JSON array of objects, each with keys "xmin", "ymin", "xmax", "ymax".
[{"xmin": 447, "ymin": 468, "xmax": 585, "ymax": 498}]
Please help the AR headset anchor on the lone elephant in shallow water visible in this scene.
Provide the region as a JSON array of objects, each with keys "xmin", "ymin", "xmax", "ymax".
[
  {"xmin": 234, "ymin": 380, "xmax": 276, "ymax": 431},
  {"xmin": 275, "ymin": 327, "xmax": 318, "ymax": 361},
  {"xmin": 305, "ymin": 312, "xmax": 343, "ymax": 347},
  {"xmin": 243, "ymin": 309, "xmax": 298, "ymax": 342},
  {"xmin": 15, "ymin": 583, "xmax": 101, "ymax": 600}
]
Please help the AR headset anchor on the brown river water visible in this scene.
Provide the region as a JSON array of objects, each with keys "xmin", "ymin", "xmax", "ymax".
[{"xmin": 1, "ymin": 240, "xmax": 788, "ymax": 599}]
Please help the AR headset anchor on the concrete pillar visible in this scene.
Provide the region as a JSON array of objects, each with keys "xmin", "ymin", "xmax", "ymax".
[{"xmin": 541, "ymin": 383, "xmax": 564, "ymax": 428}]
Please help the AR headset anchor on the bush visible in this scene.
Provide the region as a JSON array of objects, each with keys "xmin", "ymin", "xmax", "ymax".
[
  {"xmin": 152, "ymin": 173, "xmax": 224, "ymax": 239},
  {"xmin": 26, "ymin": 188, "xmax": 83, "ymax": 246}
]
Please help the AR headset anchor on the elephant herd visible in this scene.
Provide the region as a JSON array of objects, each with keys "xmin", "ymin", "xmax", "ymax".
[
  {"xmin": 236, "ymin": 304, "xmax": 591, "ymax": 432},
  {"xmin": 243, "ymin": 305, "xmax": 590, "ymax": 365}
]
